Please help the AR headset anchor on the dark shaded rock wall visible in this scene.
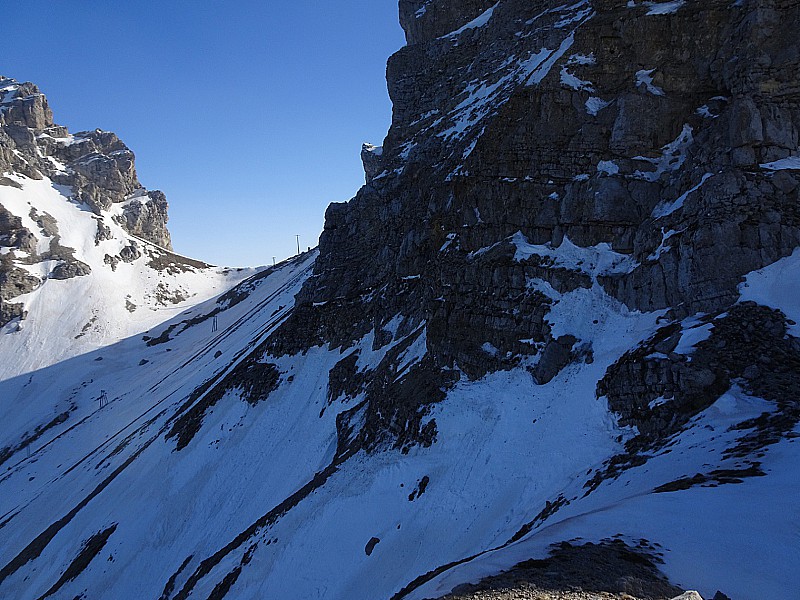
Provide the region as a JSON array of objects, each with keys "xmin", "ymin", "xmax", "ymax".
[
  {"xmin": 276, "ymin": 0, "xmax": 800, "ymax": 360},
  {"xmin": 268, "ymin": 0, "xmax": 800, "ymax": 451}
]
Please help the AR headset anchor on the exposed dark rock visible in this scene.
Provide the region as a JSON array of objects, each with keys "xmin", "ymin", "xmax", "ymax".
[
  {"xmin": 29, "ymin": 208, "xmax": 57, "ymax": 238},
  {"xmin": 50, "ymin": 260, "xmax": 92, "ymax": 280},
  {"xmin": 0, "ymin": 80, "xmax": 53, "ymax": 129},
  {"xmin": 35, "ymin": 524, "xmax": 117, "ymax": 600},
  {"xmin": 399, "ymin": 0, "xmax": 497, "ymax": 46},
  {"xmin": 422, "ymin": 540, "xmax": 684, "ymax": 600},
  {"xmin": 654, "ymin": 463, "xmax": 766, "ymax": 493},
  {"xmin": 531, "ymin": 335, "xmax": 577, "ymax": 385},
  {"xmin": 119, "ymin": 190, "xmax": 172, "ymax": 248},
  {"xmin": 50, "ymin": 130, "xmax": 141, "ymax": 214},
  {"xmin": 365, "ymin": 537, "xmax": 381, "ymax": 556},
  {"xmin": 103, "ymin": 240, "xmax": 146, "ymax": 271},
  {"xmin": 0, "ymin": 301, "xmax": 26, "ymax": 328},
  {"xmin": 216, "ymin": 266, "xmax": 275, "ymax": 309},
  {"xmin": 361, "ymin": 144, "xmax": 385, "ymax": 181},
  {"xmin": 0, "ymin": 259, "xmax": 39, "ymax": 326},
  {"xmin": 93, "ymin": 218, "xmax": 112, "ymax": 245},
  {"xmin": 0, "ymin": 176, "xmax": 22, "ymax": 189},
  {"xmin": 356, "ymin": 333, "xmax": 459, "ymax": 454},
  {"xmin": 326, "ymin": 351, "xmax": 365, "ymax": 407},
  {"xmin": 0, "ymin": 205, "xmax": 36, "ymax": 252},
  {"xmin": 146, "ymin": 248, "xmax": 210, "ymax": 274},
  {"xmin": 599, "ymin": 303, "xmax": 800, "ymax": 446},
  {"xmin": 509, "ymin": 495, "xmax": 570, "ymax": 545},
  {"xmin": 158, "ymin": 554, "xmax": 194, "ymax": 600},
  {"xmin": 408, "ymin": 475, "xmax": 430, "ymax": 501},
  {"xmin": 166, "ymin": 357, "xmax": 281, "ymax": 451},
  {"xmin": 588, "ymin": 303, "xmax": 800, "ymax": 492}
]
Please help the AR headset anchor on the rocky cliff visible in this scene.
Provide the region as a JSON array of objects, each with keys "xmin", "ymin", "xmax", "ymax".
[
  {"xmin": 270, "ymin": 0, "xmax": 800, "ymax": 455},
  {"xmin": 0, "ymin": 77, "xmax": 172, "ymax": 248}
]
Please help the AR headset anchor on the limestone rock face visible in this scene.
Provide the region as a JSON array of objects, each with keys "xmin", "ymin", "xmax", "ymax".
[
  {"xmin": 0, "ymin": 76, "xmax": 176, "ymax": 326},
  {"xmin": 270, "ymin": 0, "xmax": 800, "ymax": 451},
  {"xmin": 0, "ymin": 76, "xmax": 172, "ymax": 248},
  {"xmin": 399, "ymin": 0, "xmax": 498, "ymax": 45},
  {"xmin": 0, "ymin": 81, "xmax": 53, "ymax": 130},
  {"xmin": 361, "ymin": 143, "xmax": 385, "ymax": 182},
  {"xmin": 119, "ymin": 190, "xmax": 172, "ymax": 250}
]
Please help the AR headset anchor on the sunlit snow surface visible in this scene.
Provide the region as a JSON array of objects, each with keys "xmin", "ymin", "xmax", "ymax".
[{"xmin": 0, "ymin": 175, "xmax": 255, "ymax": 380}]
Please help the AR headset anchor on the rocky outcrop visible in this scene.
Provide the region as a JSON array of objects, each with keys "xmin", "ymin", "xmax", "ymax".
[
  {"xmin": 0, "ymin": 76, "xmax": 177, "ymax": 325},
  {"xmin": 119, "ymin": 190, "xmax": 172, "ymax": 249},
  {"xmin": 265, "ymin": 0, "xmax": 798, "ymax": 462},
  {"xmin": 104, "ymin": 241, "xmax": 143, "ymax": 271},
  {"xmin": 592, "ymin": 301, "xmax": 800, "ymax": 489},
  {"xmin": 431, "ymin": 540, "xmax": 686, "ymax": 600},
  {"xmin": 0, "ymin": 75, "xmax": 173, "ymax": 248},
  {"xmin": 399, "ymin": 0, "xmax": 498, "ymax": 46},
  {"xmin": 0, "ymin": 257, "xmax": 37, "ymax": 326},
  {"xmin": 0, "ymin": 81, "xmax": 53, "ymax": 130},
  {"xmin": 51, "ymin": 130, "xmax": 140, "ymax": 214}
]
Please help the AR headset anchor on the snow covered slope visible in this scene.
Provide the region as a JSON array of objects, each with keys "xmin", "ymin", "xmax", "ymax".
[
  {"xmin": 0, "ymin": 254, "xmax": 797, "ymax": 600},
  {"xmin": 0, "ymin": 174, "xmax": 253, "ymax": 379},
  {"xmin": 2, "ymin": 0, "xmax": 800, "ymax": 598},
  {"xmin": 0, "ymin": 250, "xmax": 319, "ymax": 594}
]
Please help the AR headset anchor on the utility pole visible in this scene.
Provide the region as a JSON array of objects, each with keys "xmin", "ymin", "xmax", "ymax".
[
  {"xmin": 295, "ymin": 235, "xmax": 300, "ymax": 255},
  {"xmin": 272, "ymin": 257, "xmax": 276, "ymax": 267}
]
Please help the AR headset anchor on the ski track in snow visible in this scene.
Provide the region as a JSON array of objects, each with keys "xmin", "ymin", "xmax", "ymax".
[{"xmin": 0, "ymin": 249, "xmax": 319, "ymax": 598}]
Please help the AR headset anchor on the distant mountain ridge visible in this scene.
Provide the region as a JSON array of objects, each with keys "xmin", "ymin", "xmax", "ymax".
[{"xmin": 0, "ymin": 75, "xmax": 254, "ymax": 374}]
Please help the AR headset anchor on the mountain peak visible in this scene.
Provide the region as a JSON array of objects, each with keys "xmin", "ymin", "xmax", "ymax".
[
  {"xmin": 0, "ymin": 75, "xmax": 249, "ymax": 336},
  {"xmin": 0, "ymin": 75, "xmax": 170, "ymax": 247}
]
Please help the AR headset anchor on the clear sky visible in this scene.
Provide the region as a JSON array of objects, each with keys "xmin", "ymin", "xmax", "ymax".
[{"xmin": 4, "ymin": 1, "xmax": 406, "ymax": 266}]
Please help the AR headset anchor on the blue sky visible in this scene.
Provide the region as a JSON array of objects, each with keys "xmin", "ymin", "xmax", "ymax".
[{"xmin": 4, "ymin": 1, "xmax": 406, "ymax": 266}]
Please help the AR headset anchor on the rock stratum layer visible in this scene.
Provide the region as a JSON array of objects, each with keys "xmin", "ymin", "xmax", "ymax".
[
  {"xmin": 0, "ymin": 1, "xmax": 799, "ymax": 600},
  {"xmin": 293, "ymin": 0, "xmax": 800, "ymax": 365}
]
